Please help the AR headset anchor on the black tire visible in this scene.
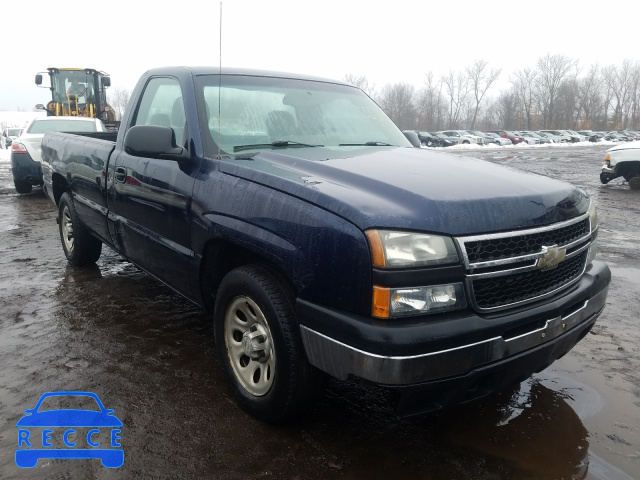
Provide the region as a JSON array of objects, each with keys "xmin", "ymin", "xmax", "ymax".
[
  {"xmin": 58, "ymin": 192, "xmax": 102, "ymax": 266},
  {"xmin": 462, "ymin": 140, "xmax": 470, "ymax": 144},
  {"xmin": 213, "ymin": 264, "xmax": 323, "ymax": 422},
  {"xmin": 629, "ymin": 176, "xmax": 640, "ymax": 190},
  {"xmin": 14, "ymin": 180, "xmax": 32, "ymax": 194}
]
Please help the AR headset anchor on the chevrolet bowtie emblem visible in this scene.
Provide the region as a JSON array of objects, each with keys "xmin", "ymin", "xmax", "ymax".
[{"xmin": 536, "ymin": 245, "xmax": 566, "ymax": 270}]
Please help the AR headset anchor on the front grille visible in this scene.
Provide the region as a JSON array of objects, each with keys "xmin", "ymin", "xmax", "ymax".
[
  {"xmin": 464, "ymin": 218, "xmax": 589, "ymax": 264},
  {"xmin": 471, "ymin": 251, "xmax": 587, "ymax": 310},
  {"xmin": 456, "ymin": 214, "xmax": 593, "ymax": 312}
]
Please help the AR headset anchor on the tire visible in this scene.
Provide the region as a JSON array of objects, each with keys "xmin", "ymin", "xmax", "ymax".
[
  {"xmin": 629, "ymin": 176, "xmax": 640, "ymax": 190},
  {"xmin": 58, "ymin": 192, "xmax": 102, "ymax": 266},
  {"xmin": 213, "ymin": 264, "xmax": 323, "ymax": 422},
  {"xmin": 462, "ymin": 140, "xmax": 470, "ymax": 144},
  {"xmin": 14, "ymin": 180, "xmax": 32, "ymax": 194}
]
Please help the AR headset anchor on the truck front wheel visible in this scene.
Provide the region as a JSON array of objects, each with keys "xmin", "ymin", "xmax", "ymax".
[
  {"xmin": 58, "ymin": 192, "xmax": 102, "ymax": 266},
  {"xmin": 213, "ymin": 264, "xmax": 322, "ymax": 422}
]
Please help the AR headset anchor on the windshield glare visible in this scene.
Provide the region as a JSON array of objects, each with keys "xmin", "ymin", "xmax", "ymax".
[{"xmin": 196, "ymin": 75, "xmax": 410, "ymax": 156}]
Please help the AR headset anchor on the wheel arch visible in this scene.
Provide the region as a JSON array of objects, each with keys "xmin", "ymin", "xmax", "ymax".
[
  {"xmin": 198, "ymin": 236, "xmax": 304, "ymax": 314},
  {"xmin": 51, "ymin": 172, "xmax": 70, "ymax": 205}
]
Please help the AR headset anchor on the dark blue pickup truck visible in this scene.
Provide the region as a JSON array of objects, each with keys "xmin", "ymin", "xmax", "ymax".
[{"xmin": 42, "ymin": 66, "xmax": 610, "ymax": 422}]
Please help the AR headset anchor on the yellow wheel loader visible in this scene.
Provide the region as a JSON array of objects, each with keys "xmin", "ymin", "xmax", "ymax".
[{"xmin": 35, "ymin": 68, "xmax": 119, "ymax": 130}]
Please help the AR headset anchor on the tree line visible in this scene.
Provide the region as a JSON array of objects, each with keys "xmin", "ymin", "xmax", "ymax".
[{"xmin": 346, "ymin": 54, "xmax": 640, "ymax": 132}]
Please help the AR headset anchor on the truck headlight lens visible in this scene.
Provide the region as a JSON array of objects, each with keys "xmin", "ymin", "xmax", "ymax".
[
  {"xmin": 588, "ymin": 199, "xmax": 598, "ymax": 232},
  {"xmin": 366, "ymin": 230, "xmax": 459, "ymax": 267},
  {"xmin": 373, "ymin": 283, "xmax": 466, "ymax": 318},
  {"xmin": 587, "ymin": 199, "xmax": 598, "ymax": 265}
]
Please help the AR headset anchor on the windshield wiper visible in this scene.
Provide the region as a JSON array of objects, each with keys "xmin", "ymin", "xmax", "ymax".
[
  {"xmin": 233, "ymin": 141, "xmax": 323, "ymax": 152},
  {"xmin": 338, "ymin": 141, "xmax": 394, "ymax": 146}
]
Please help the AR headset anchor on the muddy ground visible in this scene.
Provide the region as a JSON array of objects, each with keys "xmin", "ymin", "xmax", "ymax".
[{"xmin": 0, "ymin": 143, "xmax": 638, "ymax": 479}]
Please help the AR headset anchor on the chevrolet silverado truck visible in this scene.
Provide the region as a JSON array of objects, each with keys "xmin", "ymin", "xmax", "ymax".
[{"xmin": 41, "ymin": 67, "xmax": 611, "ymax": 422}]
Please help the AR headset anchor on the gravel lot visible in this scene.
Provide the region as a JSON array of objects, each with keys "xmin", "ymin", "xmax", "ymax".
[{"xmin": 0, "ymin": 143, "xmax": 638, "ymax": 479}]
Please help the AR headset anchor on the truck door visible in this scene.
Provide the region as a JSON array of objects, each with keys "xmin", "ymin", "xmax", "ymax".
[{"xmin": 107, "ymin": 76, "xmax": 195, "ymax": 297}]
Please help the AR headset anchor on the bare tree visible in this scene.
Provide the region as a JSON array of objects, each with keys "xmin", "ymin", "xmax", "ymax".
[
  {"xmin": 511, "ymin": 67, "xmax": 538, "ymax": 130},
  {"xmin": 466, "ymin": 60, "xmax": 501, "ymax": 129},
  {"xmin": 442, "ymin": 70, "xmax": 471, "ymax": 128},
  {"xmin": 342, "ymin": 74, "xmax": 376, "ymax": 98},
  {"xmin": 536, "ymin": 54, "xmax": 578, "ymax": 128},
  {"xmin": 377, "ymin": 83, "xmax": 417, "ymax": 130},
  {"xmin": 494, "ymin": 89, "xmax": 519, "ymax": 129},
  {"xmin": 108, "ymin": 87, "xmax": 131, "ymax": 121},
  {"xmin": 415, "ymin": 72, "xmax": 445, "ymax": 131},
  {"xmin": 575, "ymin": 64, "xmax": 602, "ymax": 129}
]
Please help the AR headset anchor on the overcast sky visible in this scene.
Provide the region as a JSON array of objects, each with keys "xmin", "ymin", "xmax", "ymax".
[{"xmin": 2, "ymin": 0, "xmax": 638, "ymax": 111}]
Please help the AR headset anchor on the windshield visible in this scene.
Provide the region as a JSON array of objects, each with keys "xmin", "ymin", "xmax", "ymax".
[
  {"xmin": 28, "ymin": 119, "xmax": 100, "ymax": 134},
  {"xmin": 195, "ymin": 75, "xmax": 410, "ymax": 156},
  {"xmin": 50, "ymin": 70, "xmax": 96, "ymax": 104},
  {"xmin": 7, "ymin": 128, "xmax": 22, "ymax": 136}
]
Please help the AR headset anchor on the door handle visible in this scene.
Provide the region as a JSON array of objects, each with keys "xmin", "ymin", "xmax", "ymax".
[{"xmin": 114, "ymin": 167, "xmax": 126, "ymax": 183}]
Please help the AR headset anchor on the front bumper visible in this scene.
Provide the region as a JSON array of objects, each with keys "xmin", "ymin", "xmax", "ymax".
[
  {"xmin": 298, "ymin": 261, "xmax": 609, "ymax": 388},
  {"xmin": 11, "ymin": 152, "xmax": 43, "ymax": 185}
]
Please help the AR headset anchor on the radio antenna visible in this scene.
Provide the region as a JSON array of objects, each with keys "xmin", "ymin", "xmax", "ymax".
[{"xmin": 217, "ymin": 1, "xmax": 222, "ymax": 159}]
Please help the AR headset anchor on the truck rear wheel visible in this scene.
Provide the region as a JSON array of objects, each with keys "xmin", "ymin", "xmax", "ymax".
[
  {"xmin": 213, "ymin": 264, "xmax": 322, "ymax": 422},
  {"xmin": 58, "ymin": 192, "xmax": 102, "ymax": 266}
]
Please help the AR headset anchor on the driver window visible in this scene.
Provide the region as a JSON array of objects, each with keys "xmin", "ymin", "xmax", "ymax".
[{"xmin": 134, "ymin": 77, "xmax": 187, "ymax": 146}]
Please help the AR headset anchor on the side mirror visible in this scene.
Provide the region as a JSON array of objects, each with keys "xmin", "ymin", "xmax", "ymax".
[
  {"xmin": 35, "ymin": 74, "xmax": 42, "ymax": 85},
  {"xmin": 35, "ymin": 104, "xmax": 45, "ymax": 110},
  {"xmin": 103, "ymin": 76, "xmax": 111, "ymax": 88},
  {"xmin": 402, "ymin": 130, "xmax": 421, "ymax": 148},
  {"xmin": 123, "ymin": 125, "xmax": 187, "ymax": 161}
]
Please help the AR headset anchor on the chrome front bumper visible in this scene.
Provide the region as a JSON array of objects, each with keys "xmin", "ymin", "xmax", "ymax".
[{"xmin": 300, "ymin": 286, "xmax": 607, "ymax": 386}]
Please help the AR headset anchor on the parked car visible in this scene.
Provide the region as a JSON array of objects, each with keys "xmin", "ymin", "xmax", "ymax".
[
  {"xmin": 601, "ymin": 140, "xmax": 640, "ymax": 189},
  {"xmin": 3, "ymin": 127, "xmax": 24, "ymax": 148},
  {"xmin": 539, "ymin": 130, "xmax": 572, "ymax": 143},
  {"xmin": 465, "ymin": 130, "xmax": 495, "ymax": 145},
  {"xmin": 577, "ymin": 130, "xmax": 602, "ymax": 142},
  {"xmin": 10, "ymin": 116, "xmax": 107, "ymax": 194},
  {"xmin": 430, "ymin": 132, "xmax": 458, "ymax": 147},
  {"xmin": 521, "ymin": 131, "xmax": 551, "ymax": 144},
  {"xmin": 40, "ymin": 66, "xmax": 609, "ymax": 422},
  {"xmin": 440, "ymin": 130, "xmax": 483, "ymax": 145},
  {"xmin": 416, "ymin": 131, "xmax": 446, "ymax": 147},
  {"xmin": 487, "ymin": 130, "xmax": 525, "ymax": 144},
  {"xmin": 483, "ymin": 132, "xmax": 513, "ymax": 146},
  {"xmin": 536, "ymin": 131, "xmax": 561, "ymax": 143},
  {"xmin": 517, "ymin": 132, "xmax": 541, "ymax": 145}
]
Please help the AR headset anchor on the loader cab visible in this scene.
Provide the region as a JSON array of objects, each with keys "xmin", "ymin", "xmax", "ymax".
[{"xmin": 35, "ymin": 68, "xmax": 113, "ymax": 124}]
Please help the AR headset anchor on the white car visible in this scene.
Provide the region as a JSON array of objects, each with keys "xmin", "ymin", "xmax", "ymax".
[
  {"xmin": 483, "ymin": 132, "xmax": 513, "ymax": 146},
  {"xmin": 10, "ymin": 116, "xmax": 106, "ymax": 194},
  {"xmin": 440, "ymin": 130, "xmax": 484, "ymax": 145},
  {"xmin": 601, "ymin": 141, "xmax": 640, "ymax": 189}
]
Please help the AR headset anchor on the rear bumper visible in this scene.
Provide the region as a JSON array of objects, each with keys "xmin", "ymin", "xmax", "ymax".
[
  {"xmin": 11, "ymin": 152, "xmax": 43, "ymax": 185},
  {"xmin": 298, "ymin": 260, "xmax": 609, "ymax": 389}
]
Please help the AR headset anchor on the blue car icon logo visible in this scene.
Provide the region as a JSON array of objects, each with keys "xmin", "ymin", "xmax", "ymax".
[{"xmin": 16, "ymin": 391, "xmax": 123, "ymax": 468}]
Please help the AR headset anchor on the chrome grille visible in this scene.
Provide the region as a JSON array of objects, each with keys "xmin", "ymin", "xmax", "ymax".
[{"xmin": 456, "ymin": 213, "xmax": 593, "ymax": 312}]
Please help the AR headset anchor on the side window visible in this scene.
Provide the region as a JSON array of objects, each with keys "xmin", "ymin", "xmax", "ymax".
[{"xmin": 134, "ymin": 77, "xmax": 187, "ymax": 146}]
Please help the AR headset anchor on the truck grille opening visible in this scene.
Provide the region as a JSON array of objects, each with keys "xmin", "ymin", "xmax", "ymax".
[
  {"xmin": 471, "ymin": 251, "xmax": 587, "ymax": 310},
  {"xmin": 456, "ymin": 214, "xmax": 592, "ymax": 312},
  {"xmin": 464, "ymin": 218, "xmax": 589, "ymax": 263}
]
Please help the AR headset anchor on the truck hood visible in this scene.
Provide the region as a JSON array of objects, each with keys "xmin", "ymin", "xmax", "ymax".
[{"xmin": 219, "ymin": 146, "xmax": 589, "ymax": 236}]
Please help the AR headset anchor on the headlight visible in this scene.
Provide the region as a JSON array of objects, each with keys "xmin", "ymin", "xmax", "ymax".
[
  {"xmin": 587, "ymin": 199, "xmax": 599, "ymax": 265},
  {"xmin": 366, "ymin": 230, "xmax": 459, "ymax": 267},
  {"xmin": 588, "ymin": 198, "xmax": 598, "ymax": 233},
  {"xmin": 373, "ymin": 283, "xmax": 467, "ymax": 318}
]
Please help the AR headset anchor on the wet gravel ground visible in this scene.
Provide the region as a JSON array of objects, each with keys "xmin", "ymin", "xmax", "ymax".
[{"xmin": 0, "ymin": 143, "xmax": 638, "ymax": 479}]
